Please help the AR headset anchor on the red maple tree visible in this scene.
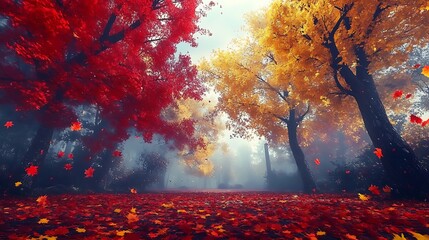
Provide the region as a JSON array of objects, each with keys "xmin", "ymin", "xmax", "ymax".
[{"xmin": 0, "ymin": 0, "xmax": 206, "ymax": 169}]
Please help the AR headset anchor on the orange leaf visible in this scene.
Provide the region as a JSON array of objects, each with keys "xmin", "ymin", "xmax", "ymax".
[
  {"xmin": 130, "ymin": 188, "xmax": 137, "ymax": 194},
  {"xmin": 36, "ymin": 195, "xmax": 48, "ymax": 207},
  {"xmin": 127, "ymin": 213, "xmax": 139, "ymax": 223},
  {"xmin": 422, "ymin": 65, "xmax": 429, "ymax": 78},
  {"xmin": 374, "ymin": 148, "xmax": 383, "ymax": 159},
  {"xmin": 70, "ymin": 121, "xmax": 82, "ymax": 131}
]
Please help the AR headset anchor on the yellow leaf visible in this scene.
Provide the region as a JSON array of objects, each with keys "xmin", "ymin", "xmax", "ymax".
[
  {"xmin": 422, "ymin": 66, "xmax": 429, "ymax": 78},
  {"xmin": 317, "ymin": 231, "xmax": 326, "ymax": 236},
  {"xmin": 153, "ymin": 219, "xmax": 162, "ymax": 225},
  {"xmin": 177, "ymin": 209, "xmax": 187, "ymax": 213},
  {"xmin": 392, "ymin": 233, "xmax": 407, "ymax": 240},
  {"xmin": 279, "ymin": 200, "xmax": 287, "ymax": 203},
  {"xmin": 408, "ymin": 231, "xmax": 429, "ymax": 240},
  {"xmin": 38, "ymin": 218, "xmax": 49, "ymax": 224},
  {"xmin": 161, "ymin": 202, "xmax": 174, "ymax": 208},
  {"xmin": 130, "ymin": 207, "xmax": 137, "ymax": 213},
  {"xmin": 114, "ymin": 208, "xmax": 122, "ymax": 213},
  {"xmin": 15, "ymin": 181, "xmax": 22, "ymax": 187},
  {"xmin": 116, "ymin": 230, "xmax": 132, "ymax": 237},
  {"xmin": 31, "ymin": 235, "xmax": 57, "ymax": 240},
  {"xmin": 358, "ymin": 193, "xmax": 370, "ymax": 201},
  {"xmin": 76, "ymin": 227, "xmax": 86, "ymax": 233}
]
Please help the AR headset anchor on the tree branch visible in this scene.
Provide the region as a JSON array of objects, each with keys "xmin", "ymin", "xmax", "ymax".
[{"xmin": 296, "ymin": 104, "xmax": 310, "ymax": 123}]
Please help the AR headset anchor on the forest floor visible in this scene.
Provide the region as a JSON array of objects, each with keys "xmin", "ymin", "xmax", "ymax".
[{"xmin": 0, "ymin": 192, "xmax": 428, "ymax": 239}]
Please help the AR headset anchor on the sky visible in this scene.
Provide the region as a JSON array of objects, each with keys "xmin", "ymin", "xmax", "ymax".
[{"xmin": 178, "ymin": 0, "xmax": 272, "ymax": 62}]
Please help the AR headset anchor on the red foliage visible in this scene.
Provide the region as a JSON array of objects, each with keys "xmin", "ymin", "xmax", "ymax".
[
  {"xmin": 410, "ymin": 114, "xmax": 423, "ymax": 124},
  {"xmin": 0, "ymin": 193, "xmax": 428, "ymax": 239},
  {"xmin": 0, "ymin": 0, "xmax": 205, "ymax": 152},
  {"xmin": 4, "ymin": 121, "xmax": 14, "ymax": 128},
  {"xmin": 392, "ymin": 90, "xmax": 403, "ymax": 99},
  {"xmin": 64, "ymin": 163, "xmax": 73, "ymax": 171}
]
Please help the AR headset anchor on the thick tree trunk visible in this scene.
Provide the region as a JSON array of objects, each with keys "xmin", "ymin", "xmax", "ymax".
[
  {"xmin": 286, "ymin": 110, "xmax": 317, "ymax": 193},
  {"xmin": 350, "ymin": 72, "xmax": 429, "ymax": 199}
]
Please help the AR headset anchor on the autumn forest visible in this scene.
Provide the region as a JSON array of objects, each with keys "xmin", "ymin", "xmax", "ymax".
[{"xmin": 1, "ymin": 0, "xmax": 429, "ymax": 239}]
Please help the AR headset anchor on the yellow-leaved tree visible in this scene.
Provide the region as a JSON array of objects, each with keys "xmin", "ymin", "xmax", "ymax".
[
  {"xmin": 200, "ymin": 12, "xmax": 328, "ymax": 193},
  {"xmin": 262, "ymin": 0, "xmax": 429, "ymax": 199}
]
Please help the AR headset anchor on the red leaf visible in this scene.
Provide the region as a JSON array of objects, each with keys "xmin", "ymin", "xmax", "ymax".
[
  {"xmin": 314, "ymin": 158, "xmax": 321, "ymax": 165},
  {"xmin": 368, "ymin": 184, "xmax": 380, "ymax": 195},
  {"xmin": 113, "ymin": 150, "xmax": 122, "ymax": 157},
  {"xmin": 64, "ymin": 163, "xmax": 73, "ymax": 171},
  {"xmin": 84, "ymin": 167, "xmax": 95, "ymax": 178},
  {"xmin": 392, "ymin": 90, "xmax": 402, "ymax": 99},
  {"xmin": 45, "ymin": 226, "xmax": 69, "ymax": 236},
  {"xmin": 410, "ymin": 114, "xmax": 423, "ymax": 124},
  {"xmin": 4, "ymin": 121, "xmax": 13, "ymax": 128},
  {"xmin": 25, "ymin": 165, "xmax": 38, "ymax": 176},
  {"xmin": 68, "ymin": 153, "xmax": 74, "ymax": 159},
  {"xmin": 413, "ymin": 64, "xmax": 421, "ymax": 69},
  {"xmin": 422, "ymin": 119, "xmax": 429, "ymax": 127},
  {"xmin": 405, "ymin": 93, "xmax": 412, "ymax": 99},
  {"xmin": 57, "ymin": 151, "xmax": 65, "ymax": 158}
]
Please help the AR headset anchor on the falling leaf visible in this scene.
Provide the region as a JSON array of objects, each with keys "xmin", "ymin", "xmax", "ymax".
[
  {"xmin": 57, "ymin": 151, "xmax": 65, "ymax": 158},
  {"xmin": 314, "ymin": 158, "xmax": 321, "ymax": 165},
  {"xmin": 26, "ymin": 165, "xmax": 39, "ymax": 176},
  {"xmin": 127, "ymin": 213, "xmax": 139, "ymax": 223},
  {"xmin": 37, "ymin": 195, "xmax": 48, "ymax": 207},
  {"xmin": 15, "ymin": 181, "xmax": 22, "ymax": 187},
  {"xmin": 4, "ymin": 121, "xmax": 13, "ymax": 128},
  {"xmin": 345, "ymin": 170, "xmax": 351, "ymax": 174},
  {"xmin": 410, "ymin": 114, "xmax": 423, "ymax": 124},
  {"xmin": 84, "ymin": 167, "xmax": 95, "ymax": 178},
  {"xmin": 38, "ymin": 218, "xmax": 49, "ymax": 224},
  {"xmin": 113, "ymin": 150, "xmax": 122, "ymax": 157},
  {"xmin": 64, "ymin": 163, "xmax": 73, "ymax": 171},
  {"xmin": 405, "ymin": 93, "xmax": 412, "ymax": 99},
  {"xmin": 70, "ymin": 121, "xmax": 82, "ymax": 131},
  {"xmin": 413, "ymin": 64, "xmax": 421, "ymax": 69},
  {"xmin": 422, "ymin": 65, "xmax": 429, "ymax": 78},
  {"xmin": 368, "ymin": 184, "xmax": 381, "ymax": 195},
  {"xmin": 374, "ymin": 148, "xmax": 383, "ymax": 159},
  {"xmin": 130, "ymin": 188, "xmax": 137, "ymax": 194},
  {"xmin": 67, "ymin": 153, "xmax": 74, "ymax": 159},
  {"xmin": 358, "ymin": 193, "xmax": 370, "ymax": 201},
  {"xmin": 383, "ymin": 185, "xmax": 392, "ymax": 193},
  {"xmin": 392, "ymin": 90, "xmax": 403, "ymax": 99}
]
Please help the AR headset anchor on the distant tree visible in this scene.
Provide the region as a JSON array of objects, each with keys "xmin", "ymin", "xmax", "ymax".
[{"xmin": 200, "ymin": 15, "xmax": 318, "ymax": 193}]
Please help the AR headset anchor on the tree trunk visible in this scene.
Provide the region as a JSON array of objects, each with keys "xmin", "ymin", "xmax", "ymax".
[
  {"xmin": 350, "ymin": 71, "xmax": 429, "ymax": 199},
  {"xmin": 286, "ymin": 109, "xmax": 317, "ymax": 193},
  {"xmin": 23, "ymin": 124, "xmax": 54, "ymax": 165}
]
